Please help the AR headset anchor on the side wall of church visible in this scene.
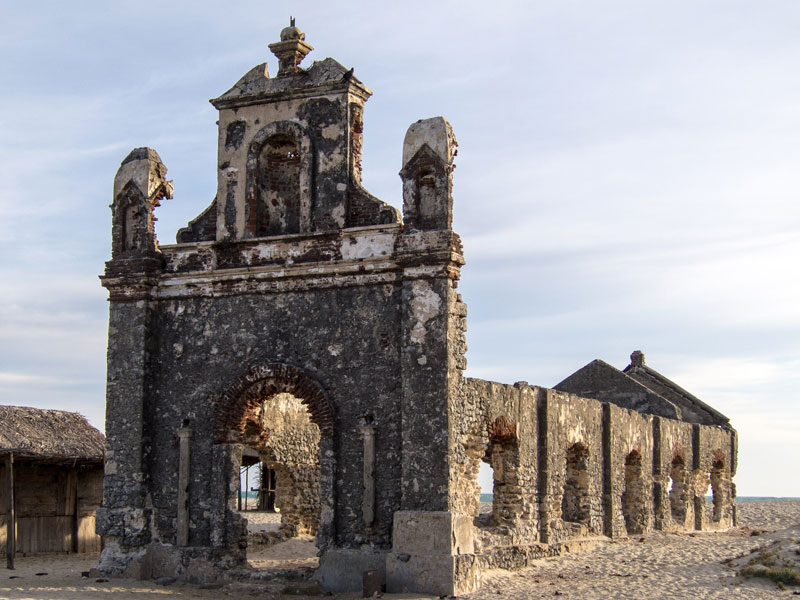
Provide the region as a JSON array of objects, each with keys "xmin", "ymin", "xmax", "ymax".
[{"xmin": 459, "ymin": 378, "xmax": 736, "ymax": 569}]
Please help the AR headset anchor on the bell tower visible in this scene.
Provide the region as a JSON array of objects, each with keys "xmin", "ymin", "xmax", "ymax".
[{"xmin": 178, "ymin": 20, "xmax": 398, "ymax": 244}]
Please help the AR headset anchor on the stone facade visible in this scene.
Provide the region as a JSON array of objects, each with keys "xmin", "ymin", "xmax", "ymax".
[{"xmin": 98, "ymin": 24, "xmax": 737, "ymax": 596}]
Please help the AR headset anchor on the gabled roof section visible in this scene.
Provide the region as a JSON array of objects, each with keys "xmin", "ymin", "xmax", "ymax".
[
  {"xmin": 556, "ymin": 351, "xmax": 731, "ymax": 429},
  {"xmin": 0, "ymin": 405, "xmax": 105, "ymax": 463},
  {"xmin": 554, "ymin": 359, "xmax": 682, "ymax": 420},
  {"xmin": 623, "ymin": 351, "xmax": 730, "ymax": 427},
  {"xmin": 211, "ymin": 57, "xmax": 372, "ymax": 109}
]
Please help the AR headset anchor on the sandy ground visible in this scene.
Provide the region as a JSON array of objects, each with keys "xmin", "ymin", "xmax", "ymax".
[
  {"xmin": 243, "ymin": 509, "xmax": 282, "ymax": 534},
  {"xmin": 465, "ymin": 501, "xmax": 800, "ymax": 600},
  {"xmin": 0, "ymin": 501, "xmax": 797, "ymax": 599}
]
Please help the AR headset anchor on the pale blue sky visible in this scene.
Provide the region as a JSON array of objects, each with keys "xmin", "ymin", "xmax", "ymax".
[{"xmin": 1, "ymin": 1, "xmax": 798, "ymax": 496}]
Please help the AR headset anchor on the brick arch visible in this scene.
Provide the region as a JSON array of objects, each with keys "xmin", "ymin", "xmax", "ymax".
[
  {"xmin": 213, "ymin": 363, "xmax": 334, "ymax": 443},
  {"xmin": 487, "ymin": 415, "xmax": 517, "ymax": 445},
  {"xmin": 670, "ymin": 444, "xmax": 685, "ymax": 463}
]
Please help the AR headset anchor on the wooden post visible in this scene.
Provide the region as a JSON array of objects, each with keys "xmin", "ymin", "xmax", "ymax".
[
  {"xmin": 237, "ymin": 471, "xmax": 242, "ymax": 512},
  {"xmin": 244, "ymin": 465, "xmax": 249, "ymax": 511},
  {"xmin": 71, "ymin": 470, "xmax": 79, "ymax": 553},
  {"xmin": 6, "ymin": 453, "xmax": 15, "ymax": 569}
]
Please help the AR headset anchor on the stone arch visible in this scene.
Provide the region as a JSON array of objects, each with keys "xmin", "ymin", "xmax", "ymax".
[
  {"xmin": 622, "ymin": 449, "xmax": 647, "ymax": 535},
  {"xmin": 562, "ymin": 442, "xmax": 591, "ymax": 527},
  {"xmin": 244, "ymin": 120, "xmax": 314, "ymax": 237},
  {"xmin": 213, "ymin": 363, "xmax": 334, "ymax": 443},
  {"xmin": 668, "ymin": 450, "xmax": 689, "ymax": 527},
  {"xmin": 211, "ymin": 363, "xmax": 336, "ymax": 555}
]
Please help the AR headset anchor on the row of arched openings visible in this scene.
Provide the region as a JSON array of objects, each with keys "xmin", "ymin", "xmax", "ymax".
[{"xmin": 561, "ymin": 444, "xmax": 726, "ymax": 535}]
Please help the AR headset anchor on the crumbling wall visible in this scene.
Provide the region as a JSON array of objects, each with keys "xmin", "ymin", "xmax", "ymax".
[
  {"xmin": 143, "ymin": 284, "xmax": 404, "ymax": 556},
  {"xmin": 257, "ymin": 393, "xmax": 321, "ymax": 536},
  {"xmin": 693, "ymin": 424, "xmax": 736, "ymax": 530},
  {"xmin": 545, "ymin": 391, "xmax": 604, "ymax": 542},
  {"xmin": 605, "ymin": 403, "xmax": 653, "ymax": 538},
  {"xmin": 653, "ymin": 417, "xmax": 695, "ymax": 530},
  {"xmin": 458, "ymin": 379, "xmax": 540, "ymax": 547},
  {"xmin": 451, "ymin": 381, "xmax": 735, "ymax": 576}
]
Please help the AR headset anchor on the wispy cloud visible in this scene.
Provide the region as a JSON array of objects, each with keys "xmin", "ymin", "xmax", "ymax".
[{"xmin": 2, "ymin": 0, "xmax": 799, "ymax": 495}]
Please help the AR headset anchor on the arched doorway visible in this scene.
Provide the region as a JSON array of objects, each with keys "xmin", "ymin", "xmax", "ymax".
[{"xmin": 212, "ymin": 364, "xmax": 335, "ymax": 571}]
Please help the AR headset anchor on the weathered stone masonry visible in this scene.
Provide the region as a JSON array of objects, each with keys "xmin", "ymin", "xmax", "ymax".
[{"xmin": 98, "ymin": 23, "xmax": 737, "ymax": 596}]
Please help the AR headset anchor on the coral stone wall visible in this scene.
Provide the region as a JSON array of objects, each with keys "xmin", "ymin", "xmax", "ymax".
[
  {"xmin": 545, "ymin": 391, "xmax": 604, "ymax": 542},
  {"xmin": 454, "ymin": 379, "xmax": 736, "ymax": 572},
  {"xmin": 654, "ymin": 418, "xmax": 695, "ymax": 530},
  {"xmin": 257, "ymin": 393, "xmax": 321, "ymax": 536},
  {"xmin": 694, "ymin": 424, "xmax": 737, "ymax": 530},
  {"xmin": 605, "ymin": 403, "xmax": 653, "ymax": 538},
  {"xmin": 143, "ymin": 285, "xmax": 404, "ymax": 552}
]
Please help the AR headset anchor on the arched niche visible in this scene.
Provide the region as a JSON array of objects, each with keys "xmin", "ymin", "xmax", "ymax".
[{"xmin": 244, "ymin": 121, "xmax": 314, "ymax": 237}]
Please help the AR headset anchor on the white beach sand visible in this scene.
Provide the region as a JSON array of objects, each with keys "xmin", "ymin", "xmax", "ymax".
[{"xmin": 0, "ymin": 501, "xmax": 797, "ymax": 599}]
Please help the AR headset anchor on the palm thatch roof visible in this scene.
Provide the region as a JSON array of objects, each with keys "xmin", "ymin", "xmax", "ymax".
[{"xmin": 0, "ymin": 405, "xmax": 105, "ymax": 464}]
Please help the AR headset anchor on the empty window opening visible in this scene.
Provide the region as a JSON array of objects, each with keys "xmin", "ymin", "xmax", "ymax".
[
  {"xmin": 562, "ymin": 443, "xmax": 591, "ymax": 529},
  {"xmin": 668, "ymin": 455, "xmax": 688, "ymax": 526},
  {"xmin": 238, "ymin": 461, "xmax": 276, "ymax": 511},
  {"xmin": 238, "ymin": 454, "xmax": 260, "ymax": 511},
  {"xmin": 478, "ymin": 460, "xmax": 493, "ymax": 507},
  {"xmin": 474, "ymin": 458, "xmax": 494, "ymax": 528},
  {"xmin": 622, "ymin": 450, "xmax": 647, "ymax": 535}
]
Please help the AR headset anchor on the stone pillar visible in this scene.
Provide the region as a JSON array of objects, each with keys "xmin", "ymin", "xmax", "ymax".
[
  {"xmin": 692, "ymin": 424, "xmax": 704, "ymax": 530},
  {"xmin": 386, "ymin": 118, "xmax": 478, "ymax": 596},
  {"xmin": 360, "ymin": 424, "xmax": 376, "ymax": 527},
  {"xmin": 95, "ymin": 299, "xmax": 157, "ymax": 574},
  {"xmin": 537, "ymin": 393, "xmax": 552, "ymax": 543},
  {"xmin": 601, "ymin": 403, "xmax": 614, "ymax": 538},
  {"xmin": 177, "ymin": 428, "xmax": 192, "ymax": 546},
  {"xmin": 398, "ymin": 275, "xmax": 451, "ymax": 511},
  {"xmin": 96, "ymin": 148, "xmax": 170, "ymax": 576},
  {"xmin": 396, "ymin": 117, "xmax": 461, "ymax": 512},
  {"xmin": 651, "ymin": 418, "xmax": 669, "ymax": 530},
  {"xmin": 386, "ymin": 511, "xmax": 479, "ymax": 596}
]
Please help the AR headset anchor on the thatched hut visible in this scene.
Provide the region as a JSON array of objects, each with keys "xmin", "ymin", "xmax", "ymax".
[{"xmin": 0, "ymin": 406, "xmax": 105, "ymax": 563}]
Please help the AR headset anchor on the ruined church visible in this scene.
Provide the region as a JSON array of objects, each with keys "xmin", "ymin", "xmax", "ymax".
[{"xmin": 98, "ymin": 23, "xmax": 737, "ymax": 595}]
